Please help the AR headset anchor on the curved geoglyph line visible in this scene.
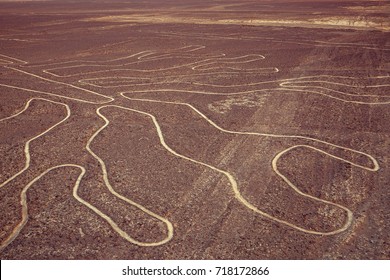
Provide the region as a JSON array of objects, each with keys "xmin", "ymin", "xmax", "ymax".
[
  {"xmin": 0, "ymin": 98, "xmax": 71, "ymax": 189},
  {"xmin": 120, "ymin": 94, "xmax": 379, "ymax": 171},
  {"xmin": 278, "ymin": 75, "xmax": 390, "ymax": 105},
  {"xmin": 38, "ymin": 53, "xmax": 273, "ymax": 78},
  {"xmin": 35, "ymin": 45, "xmax": 217, "ymax": 77},
  {"xmin": 0, "ymin": 164, "xmax": 86, "ymax": 252},
  {"xmin": 189, "ymin": 74, "xmax": 390, "ymax": 89},
  {"xmin": 117, "ymin": 73, "xmax": 390, "ymax": 105},
  {"xmin": 0, "ymin": 163, "xmax": 172, "ymax": 252},
  {"xmin": 19, "ymin": 45, "xmax": 207, "ymax": 69},
  {"xmin": 41, "ymin": 57, "xmax": 219, "ymax": 77},
  {"xmin": 0, "ymin": 42, "xmax": 388, "ymax": 247},
  {"xmin": 58, "ymin": 46, "xmax": 390, "ymax": 104},
  {"xmin": 120, "ymin": 94, "xmax": 379, "ymax": 235},
  {"xmin": 85, "ymin": 105, "xmax": 174, "ymax": 246},
  {"xmin": 0, "ymin": 99, "xmax": 173, "ymax": 251}
]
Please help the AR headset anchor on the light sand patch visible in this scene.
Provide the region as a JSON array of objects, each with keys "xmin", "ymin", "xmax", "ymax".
[
  {"xmin": 208, "ymin": 94, "xmax": 268, "ymax": 114},
  {"xmin": 83, "ymin": 15, "xmax": 389, "ymax": 30},
  {"xmin": 346, "ymin": 4, "xmax": 390, "ymax": 13}
]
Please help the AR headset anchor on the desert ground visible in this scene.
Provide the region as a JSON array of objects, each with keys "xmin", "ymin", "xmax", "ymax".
[{"xmin": 0, "ymin": 0, "xmax": 389, "ymax": 259}]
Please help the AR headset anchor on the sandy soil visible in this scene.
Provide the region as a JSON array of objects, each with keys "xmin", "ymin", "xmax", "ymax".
[{"xmin": 0, "ymin": 0, "xmax": 389, "ymax": 259}]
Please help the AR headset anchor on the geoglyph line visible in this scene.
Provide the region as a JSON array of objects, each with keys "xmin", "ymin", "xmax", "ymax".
[
  {"xmin": 4, "ymin": 66, "xmax": 114, "ymax": 104},
  {"xmin": 37, "ymin": 52, "xmax": 271, "ymax": 78},
  {"xmin": 154, "ymin": 31, "xmax": 390, "ymax": 51},
  {"xmin": 0, "ymin": 98, "xmax": 71, "ymax": 189},
  {"xmin": 0, "ymin": 163, "xmax": 173, "ymax": 252},
  {"xmin": 120, "ymin": 84, "xmax": 390, "ymax": 105},
  {"xmin": 20, "ymin": 46, "xmax": 212, "ymax": 70},
  {"xmin": 0, "ymin": 83, "xmax": 113, "ymax": 105},
  {"xmin": 0, "ymin": 41, "xmax": 388, "ymax": 250},
  {"xmin": 0, "ymin": 99, "xmax": 173, "ymax": 251},
  {"xmin": 77, "ymin": 70, "xmax": 278, "ymax": 88},
  {"xmin": 120, "ymin": 94, "xmax": 379, "ymax": 172},
  {"xmin": 191, "ymin": 74, "xmax": 390, "ymax": 88},
  {"xmin": 79, "ymin": 72, "xmax": 390, "ymax": 104},
  {"xmin": 118, "ymin": 95, "xmax": 381, "ymax": 234},
  {"xmin": 28, "ymin": 45, "xmax": 216, "ymax": 77},
  {"xmin": 0, "ymin": 54, "xmax": 28, "ymax": 65},
  {"xmin": 86, "ymin": 105, "xmax": 174, "ymax": 246},
  {"xmin": 0, "ymin": 164, "xmax": 86, "ymax": 252},
  {"xmin": 45, "ymin": 46, "xmax": 389, "ymax": 104}
]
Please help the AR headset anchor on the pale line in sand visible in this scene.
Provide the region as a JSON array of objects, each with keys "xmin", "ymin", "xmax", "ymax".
[
  {"xmin": 0, "ymin": 54, "xmax": 28, "ymax": 65},
  {"xmin": 39, "ymin": 53, "xmax": 268, "ymax": 78},
  {"xmin": 192, "ymin": 74, "xmax": 390, "ymax": 88},
  {"xmin": 84, "ymin": 105, "xmax": 174, "ymax": 246},
  {"xmin": 0, "ymin": 97, "xmax": 378, "ymax": 247},
  {"xmin": 0, "ymin": 58, "xmax": 13, "ymax": 65},
  {"xmin": 26, "ymin": 50, "xmax": 154, "ymax": 68},
  {"xmin": 0, "ymin": 164, "xmax": 86, "ymax": 252},
  {"xmin": 0, "ymin": 47, "xmax": 386, "ymax": 242},
  {"xmin": 30, "ymin": 45, "xmax": 206, "ymax": 67},
  {"xmin": 0, "ymin": 55, "xmax": 173, "ymax": 248},
  {"xmin": 0, "ymin": 38, "xmax": 32, "ymax": 42},
  {"xmin": 25, "ymin": 45, "xmax": 210, "ymax": 77},
  {"xmin": 41, "ymin": 57, "xmax": 215, "ymax": 78},
  {"xmin": 0, "ymin": 99, "xmax": 173, "ymax": 250},
  {"xmin": 0, "ymin": 98, "xmax": 71, "ymax": 189},
  {"xmin": 0, "ymin": 163, "xmax": 172, "ymax": 252},
  {"xmin": 76, "ymin": 64, "xmax": 389, "ymax": 104},
  {"xmin": 190, "ymin": 54, "xmax": 265, "ymax": 70},
  {"xmin": 114, "ymin": 72, "xmax": 390, "ymax": 104},
  {"xmin": 4, "ymin": 66, "xmax": 114, "ymax": 104},
  {"xmin": 280, "ymin": 77, "xmax": 390, "ymax": 88},
  {"xmin": 0, "ymin": 97, "xmax": 47, "ymax": 122},
  {"xmin": 119, "ymin": 94, "xmax": 379, "ymax": 235},
  {"xmin": 155, "ymin": 31, "xmax": 390, "ymax": 51},
  {"xmin": 77, "ymin": 69, "xmax": 279, "ymax": 88},
  {"xmin": 0, "ymin": 83, "xmax": 112, "ymax": 105},
  {"xmin": 120, "ymin": 84, "xmax": 390, "ymax": 105},
  {"xmin": 278, "ymin": 75, "xmax": 390, "ymax": 104},
  {"xmin": 275, "ymin": 87, "xmax": 390, "ymax": 105},
  {"xmin": 120, "ymin": 94, "xmax": 379, "ymax": 171}
]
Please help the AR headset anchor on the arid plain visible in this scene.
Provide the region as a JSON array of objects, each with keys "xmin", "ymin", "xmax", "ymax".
[{"xmin": 0, "ymin": 0, "xmax": 389, "ymax": 259}]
